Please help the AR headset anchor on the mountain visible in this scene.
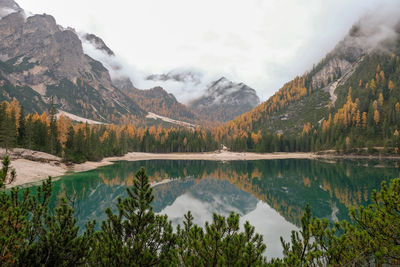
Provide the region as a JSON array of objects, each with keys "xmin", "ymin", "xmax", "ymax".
[
  {"xmin": 189, "ymin": 77, "xmax": 260, "ymax": 122},
  {"xmin": 123, "ymin": 85, "xmax": 199, "ymax": 122},
  {"xmin": 0, "ymin": 0, "xmax": 258, "ymax": 126},
  {"xmin": 78, "ymin": 33, "xmax": 200, "ymax": 123},
  {"xmin": 110, "ymin": 76, "xmax": 198, "ymax": 123},
  {"xmin": 81, "ymin": 33, "xmax": 115, "ymax": 56},
  {"xmin": 221, "ymin": 14, "xmax": 400, "ymax": 152},
  {"xmin": 146, "ymin": 71, "xmax": 262, "ymax": 123},
  {"xmin": 0, "ymin": 0, "xmax": 21, "ymax": 18},
  {"xmin": 0, "ymin": 1, "xmax": 145, "ymax": 122}
]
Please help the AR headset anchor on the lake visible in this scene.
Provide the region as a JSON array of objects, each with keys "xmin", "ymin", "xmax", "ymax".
[{"xmin": 34, "ymin": 159, "xmax": 400, "ymax": 258}]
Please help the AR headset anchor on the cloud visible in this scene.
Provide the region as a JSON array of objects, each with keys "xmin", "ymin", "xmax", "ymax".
[
  {"xmin": 80, "ymin": 37, "xmax": 219, "ymax": 102},
  {"xmin": 140, "ymin": 68, "xmax": 222, "ymax": 103},
  {"xmin": 339, "ymin": 2, "xmax": 400, "ymax": 55},
  {"xmin": 241, "ymin": 201, "xmax": 298, "ymax": 258},
  {"xmin": 160, "ymin": 195, "xmax": 298, "ymax": 259},
  {"xmin": 16, "ymin": 0, "xmax": 400, "ymax": 102}
]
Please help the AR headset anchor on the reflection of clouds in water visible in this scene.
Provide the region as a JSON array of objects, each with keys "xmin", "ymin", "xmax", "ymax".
[
  {"xmin": 241, "ymin": 201, "xmax": 298, "ymax": 259},
  {"xmin": 159, "ymin": 193, "xmax": 244, "ymax": 227},
  {"xmin": 159, "ymin": 192, "xmax": 298, "ymax": 259},
  {"xmin": 160, "ymin": 193, "xmax": 213, "ymax": 227}
]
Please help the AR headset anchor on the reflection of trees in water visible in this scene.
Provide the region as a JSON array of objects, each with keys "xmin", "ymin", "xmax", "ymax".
[{"xmin": 43, "ymin": 159, "xmax": 399, "ymax": 229}]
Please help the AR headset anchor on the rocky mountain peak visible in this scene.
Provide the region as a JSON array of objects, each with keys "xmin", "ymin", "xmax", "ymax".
[
  {"xmin": 204, "ymin": 77, "xmax": 259, "ymax": 105},
  {"xmin": 112, "ymin": 77, "xmax": 136, "ymax": 92},
  {"xmin": 189, "ymin": 77, "xmax": 260, "ymax": 122},
  {"xmin": 0, "ymin": 0, "xmax": 21, "ymax": 19},
  {"xmin": 310, "ymin": 13, "xmax": 400, "ymax": 105},
  {"xmin": 25, "ymin": 14, "xmax": 59, "ymax": 35},
  {"xmin": 0, "ymin": 3, "xmax": 145, "ymax": 121},
  {"xmin": 146, "ymin": 86, "xmax": 177, "ymax": 101},
  {"xmin": 82, "ymin": 33, "xmax": 115, "ymax": 56},
  {"xmin": 0, "ymin": 12, "xmax": 87, "ymax": 77}
]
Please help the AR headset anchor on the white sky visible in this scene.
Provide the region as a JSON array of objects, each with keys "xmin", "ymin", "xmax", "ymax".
[{"xmin": 17, "ymin": 0, "xmax": 396, "ymax": 101}]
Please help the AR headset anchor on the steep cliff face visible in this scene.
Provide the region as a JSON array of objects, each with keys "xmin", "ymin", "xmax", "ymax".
[
  {"xmin": 0, "ymin": 4, "xmax": 144, "ymax": 121},
  {"xmin": 308, "ymin": 24, "xmax": 368, "ymax": 107},
  {"xmin": 189, "ymin": 77, "xmax": 260, "ymax": 122}
]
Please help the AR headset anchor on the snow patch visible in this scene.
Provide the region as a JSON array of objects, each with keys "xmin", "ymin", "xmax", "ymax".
[
  {"xmin": 56, "ymin": 110, "xmax": 104, "ymax": 125},
  {"xmin": 146, "ymin": 112, "xmax": 195, "ymax": 129}
]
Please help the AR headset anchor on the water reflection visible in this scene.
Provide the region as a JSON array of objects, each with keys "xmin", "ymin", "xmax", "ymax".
[{"xmin": 35, "ymin": 159, "xmax": 399, "ymax": 258}]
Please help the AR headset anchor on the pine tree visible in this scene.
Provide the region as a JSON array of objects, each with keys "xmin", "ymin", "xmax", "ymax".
[
  {"xmin": 92, "ymin": 167, "xmax": 177, "ymax": 266},
  {"xmin": 0, "ymin": 156, "xmax": 16, "ymax": 188},
  {"xmin": 22, "ymin": 199, "xmax": 95, "ymax": 266},
  {"xmin": 0, "ymin": 103, "xmax": 7, "ymax": 150},
  {"xmin": 25, "ymin": 116, "xmax": 33, "ymax": 150},
  {"xmin": 176, "ymin": 211, "xmax": 266, "ymax": 265},
  {"xmin": 64, "ymin": 126, "xmax": 77, "ymax": 162},
  {"xmin": 0, "ymin": 109, "xmax": 17, "ymax": 154},
  {"xmin": 349, "ymin": 178, "xmax": 400, "ymax": 264},
  {"xmin": 17, "ymin": 107, "xmax": 26, "ymax": 147},
  {"xmin": 48, "ymin": 100, "xmax": 60, "ymax": 155}
]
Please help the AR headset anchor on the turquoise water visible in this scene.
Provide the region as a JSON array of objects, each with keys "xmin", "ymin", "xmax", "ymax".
[{"xmin": 31, "ymin": 159, "xmax": 400, "ymax": 258}]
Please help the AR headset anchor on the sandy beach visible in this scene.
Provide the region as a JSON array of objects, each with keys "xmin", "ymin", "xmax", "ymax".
[
  {"xmin": 7, "ymin": 150, "xmax": 314, "ymax": 187},
  {"xmin": 73, "ymin": 151, "xmax": 316, "ymax": 172},
  {"xmin": 6, "ymin": 150, "xmax": 400, "ymax": 188}
]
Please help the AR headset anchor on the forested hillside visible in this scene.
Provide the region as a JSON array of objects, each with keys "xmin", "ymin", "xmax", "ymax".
[
  {"xmin": 0, "ymin": 99, "xmax": 218, "ymax": 163},
  {"xmin": 215, "ymin": 19, "xmax": 400, "ymax": 153}
]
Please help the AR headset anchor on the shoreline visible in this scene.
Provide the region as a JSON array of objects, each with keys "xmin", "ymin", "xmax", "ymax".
[{"xmin": 6, "ymin": 150, "xmax": 400, "ymax": 188}]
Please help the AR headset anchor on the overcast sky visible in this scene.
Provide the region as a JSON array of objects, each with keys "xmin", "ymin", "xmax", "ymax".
[{"xmin": 17, "ymin": 0, "xmax": 397, "ymax": 102}]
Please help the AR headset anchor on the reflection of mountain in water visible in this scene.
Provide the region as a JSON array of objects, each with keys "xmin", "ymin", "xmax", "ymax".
[
  {"xmin": 39, "ymin": 159, "xmax": 399, "ymax": 231},
  {"xmin": 158, "ymin": 178, "xmax": 258, "ymax": 227},
  {"xmin": 189, "ymin": 178, "xmax": 258, "ymax": 216},
  {"xmin": 151, "ymin": 179, "xmax": 196, "ymax": 212},
  {"xmin": 47, "ymin": 171, "xmax": 258, "ymax": 231}
]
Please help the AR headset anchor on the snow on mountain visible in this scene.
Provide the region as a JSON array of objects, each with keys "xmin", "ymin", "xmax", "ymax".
[{"xmin": 189, "ymin": 77, "xmax": 260, "ymax": 122}]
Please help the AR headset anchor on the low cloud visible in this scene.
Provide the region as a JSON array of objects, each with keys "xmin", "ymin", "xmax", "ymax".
[
  {"xmin": 340, "ymin": 3, "xmax": 400, "ymax": 55},
  {"xmin": 80, "ymin": 37, "xmax": 222, "ymax": 103},
  {"xmin": 18, "ymin": 0, "xmax": 400, "ymax": 102}
]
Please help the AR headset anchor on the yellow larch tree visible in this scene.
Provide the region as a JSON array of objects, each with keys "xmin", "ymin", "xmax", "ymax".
[
  {"xmin": 57, "ymin": 115, "xmax": 72, "ymax": 145},
  {"xmin": 362, "ymin": 112, "xmax": 368, "ymax": 127},
  {"xmin": 374, "ymin": 109, "xmax": 380, "ymax": 125},
  {"xmin": 388, "ymin": 80, "xmax": 395, "ymax": 91},
  {"xmin": 378, "ymin": 93, "xmax": 384, "ymax": 107}
]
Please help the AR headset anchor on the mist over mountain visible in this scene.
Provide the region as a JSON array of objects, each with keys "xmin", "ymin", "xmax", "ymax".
[
  {"xmin": 0, "ymin": 0, "xmax": 21, "ymax": 19},
  {"xmin": 1, "ymin": 0, "xmax": 399, "ymax": 131},
  {"xmin": 147, "ymin": 71, "xmax": 202, "ymax": 85},
  {"xmin": 189, "ymin": 77, "xmax": 260, "ymax": 122},
  {"xmin": 0, "ymin": 0, "xmax": 145, "ymax": 122},
  {"xmin": 218, "ymin": 5, "xmax": 400, "ymax": 153},
  {"xmin": 78, "ymin": 31, "xmax": 260, "ymax": 123}
]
